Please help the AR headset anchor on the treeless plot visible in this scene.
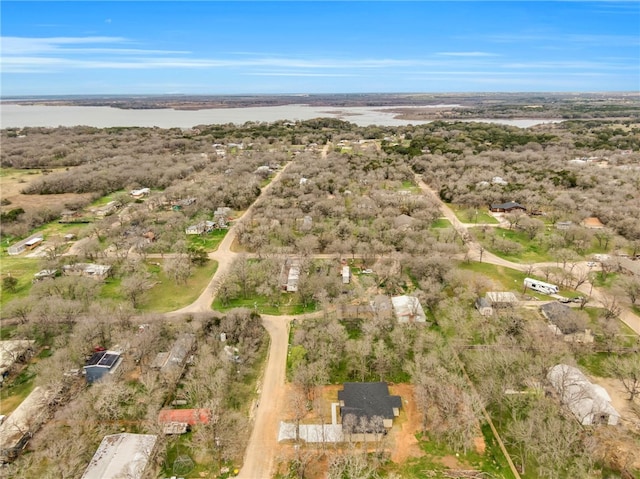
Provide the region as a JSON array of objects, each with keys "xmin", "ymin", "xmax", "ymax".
[
  {"xmin": 388, "ymin": 383, "xmax": 424, "ymax": 463},
  {"xmin": 0, "ymin": 169, "xmax": 91, "ymax": 214}
]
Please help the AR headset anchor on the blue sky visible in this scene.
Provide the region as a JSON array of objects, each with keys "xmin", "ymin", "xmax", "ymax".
[{"xmin": 1, "ymin": 1, "xmax": 639, "ymax": 95}]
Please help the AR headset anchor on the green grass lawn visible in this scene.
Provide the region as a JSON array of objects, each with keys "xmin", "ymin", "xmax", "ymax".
[
  {"xmin": 137, "ymin": 260, "xmax": 218, "ymax": 312},
  {"xmin": 390, "ymin": 429, "xmax": 515, "ymax": 479},
  {"xmin": 187, "ymin": 229, "xmax": 228, "ymax": 251},
  {"xmin": 0, "ymin": 368, "xmax": 36, "ymax": 415},
  {"xmin": 400, "ymin": 179, "xmax": 421, "ymax": 193},
  {"xmin": 577, "ymin": 352, "xmax": 611, "ymax": 377},
  {"xmin": 458, "ymin": 261, "xmax": 529, "ymax": 293},
  {"xmin": 431, "ymin": 218, "xmax": 452, "ymax": 229},
  {"xmin": 449, "ymin": 204, "xmax": 499, "ymax": 225},
  {"xmin": 0, "ymin": 257, "xmax": 42, "ymax": 308},
  {"xmin": 473, "ymin": 227, "xmax": 553, "ymax": 263},
  {"xmin": 212, "ymin": 293, "xmax": 316, "ymax": 315},
  {"xmin": 33, "ymin": 220, "xmax": 92, "ymax": 239}
]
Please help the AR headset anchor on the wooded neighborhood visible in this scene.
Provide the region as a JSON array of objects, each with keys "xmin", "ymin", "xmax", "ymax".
[{"xmin": 1, "ymin": 95, "xmax": 640, "ymax": 479}]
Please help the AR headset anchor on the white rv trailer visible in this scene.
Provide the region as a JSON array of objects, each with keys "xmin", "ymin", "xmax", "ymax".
[{"xmin": 524, "ymin": 277, "xmax": 559, "ymax": 295}]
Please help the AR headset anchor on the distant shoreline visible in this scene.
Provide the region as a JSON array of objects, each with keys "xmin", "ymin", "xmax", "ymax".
[{"xmin": 0, "ymin": 103, "xmax": 565, "ymax": 129}]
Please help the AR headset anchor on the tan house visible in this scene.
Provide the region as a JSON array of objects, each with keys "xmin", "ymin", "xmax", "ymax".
[{"xmin": 582, "ymin": 217, "xmax": 605, "ymax": 229}]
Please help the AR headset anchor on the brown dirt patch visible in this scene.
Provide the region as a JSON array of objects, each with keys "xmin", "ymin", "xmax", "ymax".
[
  {"xmin": 439, "ymin": 454, "xmax": 466, "ymax": 469},
  {"xmin": 389, "ymin": 383, "xmax": 424, "ymax": 463},
  {"xmin": 1, "ymin": 169, "xmax": 91, "ymax": 214},
  {"xmin": 474, "ymin": 435, "xmax": 486, "ymax": 454}
]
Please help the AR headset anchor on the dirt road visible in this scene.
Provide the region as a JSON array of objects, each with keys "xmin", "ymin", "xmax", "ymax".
[
  {"xmin": 236, "ymin": 314, "xmax": 291, "ymax": 479},
  {"xmin": 415, "ymin": 174, "xmax": 640, "ymax": 336},
  {"xmin": 167, "ymin": 162, "xmax": 292, "ymax": 316}
]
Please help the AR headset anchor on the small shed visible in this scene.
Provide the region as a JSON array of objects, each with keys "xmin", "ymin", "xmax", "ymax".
[
  {"xmin": 474, "ymin": 297, "xmax": 494, "ymax": 317},
  {"xmin": 391, "ymin": 295, "xmax": 426, "ymax": 323},
  {"xmin": 486, "ymin": 292, "xmax": 518, "ymax": 308}
]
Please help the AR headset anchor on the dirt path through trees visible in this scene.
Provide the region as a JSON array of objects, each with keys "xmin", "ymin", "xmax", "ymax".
[{"xmin": 236, "ymin": 314, "xmax": 291, "ymax": 479}]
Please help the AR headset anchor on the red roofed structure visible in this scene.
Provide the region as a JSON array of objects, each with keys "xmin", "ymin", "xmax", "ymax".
[{"xmin": 157, "ymin": 409, "xmax": 211, "ymax": 426}]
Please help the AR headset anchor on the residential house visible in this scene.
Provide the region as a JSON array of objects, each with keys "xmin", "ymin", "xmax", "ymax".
[
  {"xmin": 91, "ymin": 201, "xmax": 119, "ymax": 218},
  {"xmin": 342, "ymin": 265, "xmax": 351, "ymax": 285},
  {"xmin": 555, "ymin": 221, "xmax": 574, "ymax": 230},
  {"xmin": 548, "ymin": 364, "xmax": 620, "ymax": 426},
  {"xmin": 489, "ymin": 202, "xmax": 526, "ymax": 213},
  {"xmin": 0, "ymin": 340, "xmax": 35, "ymax": 383},
  {"xmin": 0, "ymin": 387, "xmax": 53, "ymax": 463},
  {"xmin": 151, "ymin": 334, "xmax": 196, "ymax": 377},
  {"xmin": 338, "ymin": 382, "xmax": 402, "ymax": 438},
  {"xmin": 157, "ymin": 408, "xmax": 211, "ymax": 435},
  {"xmin": 391, "ymin": 295, "xmax": 426, "ymax": 323},
  {"xmin": 616, "ymin": 257, "xmax": 640, "ymax": 278},
  {"xmin": 540, "ymin": 302, "xmax": 594, "ymax": 343},
  {"xmin": 582, "ymin": 217, "xmax": 605, "ymax": 229},
  {"xmin": 170, "ymin": 197, "xmax": 197, "ymax": 211},
  {"xmin": 62, "ymin": 263, "xmax": 112, "ymax": 280},
  {"xmin": 281, "ymin": 259, "xmax": 301, "ymax": 292},
  {"xmin": 83, "ymin": 350, "xmax": 122, "ymax": 383},
  {"xmin": 214, "ymin": 206, "xmax": 232, "ymax": 228},
  {"xmin": 7, "ymin": 234, "xmax": 44, "ymax": 256},
  {"xmin": 129, "ymin": 187, "xmax": 151, "ymax": 199},
  {"xmin": 81, "ymin": 433, "xmax": 158, "ymax": 479},
  {"xmin": 485, "ymin": 291, "xmax": 518, "ymax": 308},
  {"xmin": 185, "ymin": 220, "xmax": 216, "ymax": 235},
  {"xmin": 33, "ymin": 269, "xmax": 58, "ymax": 282}
]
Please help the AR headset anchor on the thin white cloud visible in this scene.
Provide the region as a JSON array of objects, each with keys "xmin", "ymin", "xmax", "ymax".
[
  {"xmin": 436, "ymin": 52, "xmax": 499, "ymax": 57},
  {"xmin": 2, "ymin": 36, "xmax": 129, "ymax": 54},
  {"xmin": 246, "ymin": 72, "xmax": 360, "ymax": 77}
]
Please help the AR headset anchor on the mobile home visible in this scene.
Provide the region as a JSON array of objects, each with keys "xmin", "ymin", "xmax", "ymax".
[{"xmin": 524, "ymin": 277, "xmax": 559, "ymax": 295}]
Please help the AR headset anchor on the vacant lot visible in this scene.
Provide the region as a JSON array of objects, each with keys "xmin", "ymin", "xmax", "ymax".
[{"xmin": 0, "ymin": 168, "xmax": 91, "ymax": 214}]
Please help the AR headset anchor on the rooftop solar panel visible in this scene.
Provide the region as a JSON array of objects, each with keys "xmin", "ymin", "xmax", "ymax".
[
  {"xmin": 98, "ymin": 353, "xmax": 119, "ymax": 368},
  {"xmin": 86, "ymin": 351, "xmax": 105, "ymax": 366}
]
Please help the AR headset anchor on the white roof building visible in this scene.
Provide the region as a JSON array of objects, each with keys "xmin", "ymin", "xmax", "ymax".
[
  {"xmin": 0, "ymin": 387, "xmax": 52, "ymax": 463},
  {"xmin": 391, "ymin": 295, "xmax": 426, "ymax": 323},
  {"xmin": 547, "ymin": 364, "xmax": 620, "ymax": 426},
  {"xmin": 0, "ymin": 340, "xmax": 35, "ymax": 379},
  {"xmin": 81, "ymin": 433, "xmax": 157, "ymax": 479}
]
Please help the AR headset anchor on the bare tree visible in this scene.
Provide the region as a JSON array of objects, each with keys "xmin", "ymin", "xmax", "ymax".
[{"xmin": 605, "ymin": 354, "xmax": 640, "ymax": 401}]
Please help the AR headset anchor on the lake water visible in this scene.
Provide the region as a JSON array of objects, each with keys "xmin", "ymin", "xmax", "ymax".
[{"xmin": 0, "ymin": 103, "xmax": 560, "ymax": 129}]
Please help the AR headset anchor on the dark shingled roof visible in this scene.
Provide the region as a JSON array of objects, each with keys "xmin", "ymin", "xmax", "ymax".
[
  {"xmin": 338, "ymin": 382, "xmax": 402, "ymax": 428},
  {"xmin": 540, "ymin": 302, "xmax": 586, "ymax": 334},
  {"xmin": 490, "ymin": 201, "xmax": 526, "ymax": 211}
]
